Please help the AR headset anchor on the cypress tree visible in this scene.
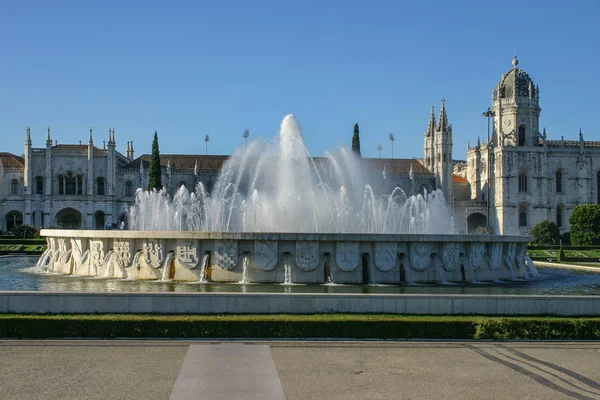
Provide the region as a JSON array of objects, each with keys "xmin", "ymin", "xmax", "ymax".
[
  {"xmin": 148, "ymin": 131, "xmax": 162, "ymax": 191},
  {"xmin": 352, "ymin": 123, "xmax": 361, "ymax": 157}
]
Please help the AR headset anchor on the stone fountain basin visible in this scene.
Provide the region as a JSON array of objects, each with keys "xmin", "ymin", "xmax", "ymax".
[{"xmin": 40, "ymin": 229, "xmax": 533, "ymax": 284}]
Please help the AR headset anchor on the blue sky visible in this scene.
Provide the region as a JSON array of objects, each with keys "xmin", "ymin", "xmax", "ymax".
[{"xmin": 1, "ymin": 1, "xmax": 598, "ymax": 160}]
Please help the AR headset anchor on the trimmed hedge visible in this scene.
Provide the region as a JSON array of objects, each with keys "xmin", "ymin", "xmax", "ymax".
[{"xmin": 1, "ymin": 314, "xmax": 600, "ymax": 340}]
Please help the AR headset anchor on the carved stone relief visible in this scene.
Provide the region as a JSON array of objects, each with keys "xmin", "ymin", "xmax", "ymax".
[
  {"xmin": 113, "ymin": 240, "xmax": 132, "ymax": 269},
  {"xmin": 295, "ymin": 241, "xmax": 319, "ymax": 272},
  {"xmin": 374, "ymin": 242, "xmax": 397, "ymax": 272},
  {"xmin": 486, "ymin": 243, "xmax": 503, "ymax": 271},
  {"xmin": 409, "ymin": 243, "xmax": 430, "ymax": 271},
  {"xmin": 335, "ymin": 242, "xmax": 359, "ymax": 272},
  {"xmin": 255, "ymin": 240, "xmax": 278, "ymax": 271},
  {"xmin": 214, "ymin": 240, "xmax": 238, "ymax": 270},
  {"xmin": 440, "ymin": 243, "xmax": 460, "ymax": 272},
  {"xmin": 143, "ymin": 239, "xmax": 164, "ymax": 269},
  {"xmin": 469, "ymin": 243, "xmax": 485, "ymax": 270},
  {"xmin": 176, "ymin": 240, "xmax": 200, "ymax": 270}
]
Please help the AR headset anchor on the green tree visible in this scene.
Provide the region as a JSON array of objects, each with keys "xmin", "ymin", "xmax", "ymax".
[
  {"xmin": 148, "ymin": 131, "xmax": 163, "ymax": 191},
  {"xmin": 352, "ymin": 123, "xmax": 361, "ymax": 157},
  {"xmin": 557, "ymin": 247, "xmax": 566, "ymax": 263},
  {"xmin": 530, "ymin": 220, "xmax": 560, "ymax": 244},
  {"xmin": 569, "ymin": 205, "xmax": 600, "ymax": 245}
]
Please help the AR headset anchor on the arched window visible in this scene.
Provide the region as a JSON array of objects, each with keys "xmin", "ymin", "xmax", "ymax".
[
  {"xmin": 518, "ymin": 171, "xmax": 528, "ymax": 192},
  {"xmin": 518, "ymin": 126, "xmax": 526, "ymax": 146},
  {"xmin": 125, "ymin": 181, "xmax": 133, "ymax": 197},
  {"xmin": 65, "ymin": 172, "xmax": 76, "ymax": 195},
  {"xmin": 556, "ymin": 170, "xmax": 562, "ymax": 193},
  {"xmin": 94, "ymin": 211, "xmax": 106, "ymax": 230},
  {"xmin": 97, "ymin": 177, "xmax": 105, "ymax": 196},
  {"xmin": 58, "ymin": 174, "xmax": 64, "ymax": 195},
  {"xmin": 77, "ymin": 176, "xmax": 83, "ymax": 195},
  {"xmin": 10, "ymin": 179, "xmax": 18, "ymax": 195},
  {"xmin": 443, "ymin": 153, "xmax": 447, "ymax": 162},
  {"xmin": 519, "ymin": 204, "xmax": 528, "ymax": 227},
  {"xmin": 556, "ymin": 204, "xmax": 563, "ymax": 228},
  {"xmin": 35, "ymin": 176, "xmax": 44, "ymax": 195},
  {"xmin": 5, "ymin": 211, "xmax": 23, "ymax": 231}
]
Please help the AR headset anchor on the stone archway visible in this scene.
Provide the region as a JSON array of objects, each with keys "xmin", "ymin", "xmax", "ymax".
[
  {"xmin": 56, "ymin": 208, "xmax": 82, "ymax": 230},
  {"xmin": 467, "ymin": 212, "xmax": 487, "ymax": 233}
]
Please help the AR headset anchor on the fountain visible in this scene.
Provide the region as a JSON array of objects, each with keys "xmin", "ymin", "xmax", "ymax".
[{"xmin": 39, "ymin": 114, "xmax": 535, "ymax": 284}]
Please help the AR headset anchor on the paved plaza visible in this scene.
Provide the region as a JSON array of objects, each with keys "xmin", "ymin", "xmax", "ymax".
[{"xmin": 1, "ymin": 340, "xmax": 600, "ymax": 399}]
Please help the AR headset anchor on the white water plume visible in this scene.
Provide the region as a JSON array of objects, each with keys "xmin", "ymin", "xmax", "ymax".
[{"xmin": 128, "ymin": 114, "xmax": 455, "ymax": 234}]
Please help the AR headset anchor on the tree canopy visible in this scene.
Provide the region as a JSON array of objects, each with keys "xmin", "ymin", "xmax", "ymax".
[
  {"xmin": 569, "ymin": 205, "xmax": 600, "ymax": 245},
  {"xmin": 530, "ymin": 220, "xmax": 560, "ymax": 244},
  {"xmin": 148, "ymin": 131, "xmax": 162, "ymax": 191},
  {"xmin": 352, "ymin": 123, "xmax": 361, "ymax": 157}
]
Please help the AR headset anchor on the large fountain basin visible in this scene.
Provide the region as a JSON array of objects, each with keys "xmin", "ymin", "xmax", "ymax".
[{"xmin": 39, "ymin": 230, "xmax": 534, "ymax": 284}]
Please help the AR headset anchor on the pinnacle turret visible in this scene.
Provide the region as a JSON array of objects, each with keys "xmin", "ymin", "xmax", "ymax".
[
  {"xmin": 425, "ymin": 104, "xmax": 436, "ymax": 136},
  {"xmin": 25, "ymin": 127, "xmax": 31, "ymax": 145},
  {"xmin": 437, "ymin": 98, "xmax": 450, "ymax": 133}
]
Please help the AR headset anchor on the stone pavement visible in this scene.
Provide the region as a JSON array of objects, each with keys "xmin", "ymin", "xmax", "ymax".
[{"xmin": 1, "ymin": 340, "xmax": 600, "ymax": 399}]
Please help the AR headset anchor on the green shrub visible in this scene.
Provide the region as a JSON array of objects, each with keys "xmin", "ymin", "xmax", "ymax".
[
  {"xmin": 530, "ymin": 220, "xmax": 560, "ymax": 244},
  {"xmin": 569, "ymin": 205, "xmax": 600, "ymax": 245},
  {"xmin": 561, "ymin": 231, "xmax": 570, "ymax": 245},
  {"xmin": 11, "ymin": 225, "xmax": 37, "ymax": 239},
  {"xmin": 473, "ymin": 225, "xmax": 495, "ymax": 235},
  {"xmin": 1, "ymin": 315, "xmax": 600, "ymax": 340},
  {"xmin": 557, "ymin": 247, "xmax": 566, "ymax": 262}
]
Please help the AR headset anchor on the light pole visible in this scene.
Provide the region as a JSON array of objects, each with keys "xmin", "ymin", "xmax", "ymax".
[
  {"xmin": 388, "ymin": 133, "xmax": 395, "ymax": 159},
  {"xmin": 481, "ymin": 107, "xmax": 496, "ymax": 230},
  {"xmin": 204, "ymin": 134, "xmax": 210, "ymax": 156},
  {"xmin": 377, "ymin": 144, "xmax": 383, "ymax": 159},
  {"xmin": 242, "ymin": 128, "xmax": 250, "ymax": 153}
]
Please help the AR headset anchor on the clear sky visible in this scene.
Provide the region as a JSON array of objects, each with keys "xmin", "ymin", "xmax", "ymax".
[{"xmin": 1, "ymin": 0, "xmax": 598, "ymax": 160}]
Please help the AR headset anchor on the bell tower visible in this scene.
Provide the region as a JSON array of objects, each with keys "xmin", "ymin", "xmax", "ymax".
[{"xmin": 492, "ymin": 56, "xmax": 541, "ymax": 147}]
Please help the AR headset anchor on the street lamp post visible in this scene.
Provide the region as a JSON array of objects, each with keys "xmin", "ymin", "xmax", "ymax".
[
  {"xmin": 377, "ymin": 144, "xmax": 383, "ymax": 159},
  {"xmin": 481, "ymin": 107, "xmax": 496, "ymax": 230},
  {"xmin": 243, "ymin": 128, "xmax": 250, "ymax": 153},
  {"xmin": 388, "ymin": 133, "xmax": 395, "ymax": 159},
  {"xmin": 204, "ymin": 134, "xmax": 210, "ymax": 156}
]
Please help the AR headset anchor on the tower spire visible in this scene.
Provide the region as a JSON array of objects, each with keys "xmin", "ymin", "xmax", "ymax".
[
  {"xmin": 46, "ymin": 126, "xmax": 52, "ymax": 146},
  {"xmin": 426, "ymin": 104, "xmax": 436, "ymax": 136},
  {"xmin": 437, "ymin": 98, "xmax": 449, "ymax": 132},
  {"xmin": 25, "ymin": 127, "xmax": 31, "ymax": 145},
  {"xmin": 89, "ymin": 127, "xmax": 93, "ymax": 144}
]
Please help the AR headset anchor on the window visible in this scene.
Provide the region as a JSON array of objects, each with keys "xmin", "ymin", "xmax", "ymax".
[
  {"xmin": 10, "ymin": 179, "xmax": 18, "ymax": 195},
  {"xmin": 556, "ymin": 170, "xmax": 562, "ymax": 193},
  {"xmin": 518, "ymin": 126, "xmax": 526, "ymax": 146},
  {"xmin": 35, "ymin": 176, "xmax": 44, "ymax": 195},
  {"xmin": 518, "ymin": 171, "xmax": 527, "ymax": 192},
  {"xmin": 97, "ymin": 177, "xmax": 105, "ymax": 195},
  {"xmin": 125, "ymin": 181, "xmax": 133, "ymax": 197},
  {"xmin": 5, "ymin": 211, "xmax": 23, "ymax": 231},
  {"xmin": 77, "ymin": 176, "xmax": 83, "ymax": 195},
  {"xmin": 58, "ymin": 175, "xmax": 64, "ymax": 195},
  {"xmin": 443, "ymin": 153, "xmax": 447, "ymax": 162},
  {"xmin": 556, "ymin": 205, "xmax": 563, "ymax": 228},
  {"xmin": 519, "ymin": 205, "xmax": 528, "ymax": 227}
]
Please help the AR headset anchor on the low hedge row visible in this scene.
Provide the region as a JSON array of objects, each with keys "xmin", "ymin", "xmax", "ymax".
[{"xmin": 1, "ymin": 314, "xmax": 599, "ymax": 340}]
